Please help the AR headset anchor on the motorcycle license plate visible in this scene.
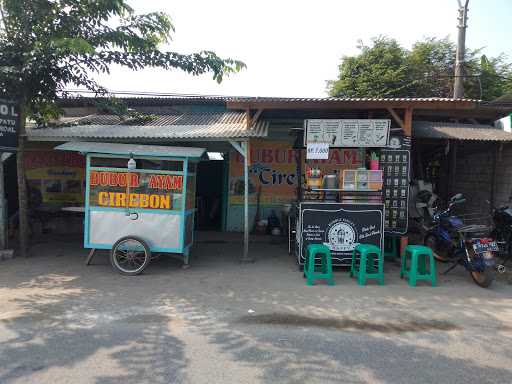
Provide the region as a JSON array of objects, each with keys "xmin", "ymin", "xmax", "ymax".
[{"xmin": 472, "ymin": 240, "xmax": 499, "ymax": 254}]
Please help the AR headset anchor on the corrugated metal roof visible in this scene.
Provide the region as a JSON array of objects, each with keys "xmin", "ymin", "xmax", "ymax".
[
  {"xmin": 413, "ymin": 121, "xmax": 512, "ymax": 141},
  {"xmin": 58, "ymin": 95, "xmax": 483, "ymax": 108},
  {"xmin": 27, "ymin": 111, "xmax": 268, "ymax": 141},
  {"xmin": 55, "ymin": 142, "xmax": 205, "ymax": 158},
  {"xmin": 227, "ymin": 96, "xmax": 481, "ymax": 103}
]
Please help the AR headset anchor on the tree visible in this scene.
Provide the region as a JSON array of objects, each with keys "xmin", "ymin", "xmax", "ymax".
[
  {"xmin": 327, "ymin": 37, "xmax": 412, "ymax": 98},
  {"xmin": 328, "ymin": 36, "xmax": 512, "ymax": 100},
  {"xmin": 0, "ymin": 0, "xmax": 245, "ymax": 256}
]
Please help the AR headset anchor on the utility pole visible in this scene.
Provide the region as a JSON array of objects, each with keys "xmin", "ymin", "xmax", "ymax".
[{"xmin": 453, "ymin": 0, "xmax": 469, "ymax": 99}]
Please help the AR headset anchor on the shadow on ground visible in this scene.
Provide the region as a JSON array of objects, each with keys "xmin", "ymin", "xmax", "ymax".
[{"xmin": 1, "ymin": 237, "xmax": 512, "ymax": 383}]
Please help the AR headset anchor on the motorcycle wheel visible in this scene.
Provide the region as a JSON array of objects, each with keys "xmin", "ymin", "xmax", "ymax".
[
  {"xmin": 425, "ymin": 234, "xmax": 450, "ymax": 262},
  {"xmin": 470, "ymin": 269, "xmax": 495, "ymax": 288}
]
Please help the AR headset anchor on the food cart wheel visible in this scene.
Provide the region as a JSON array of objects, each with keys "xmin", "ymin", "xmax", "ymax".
[{"xmin": 110, "ymin": 236, "xmax": 151, "ymax": 276}]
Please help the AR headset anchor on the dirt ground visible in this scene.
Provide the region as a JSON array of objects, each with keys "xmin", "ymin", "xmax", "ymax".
[{"xmin": 0, "ymin": 233, "xmax": 512, "ymax": 384}]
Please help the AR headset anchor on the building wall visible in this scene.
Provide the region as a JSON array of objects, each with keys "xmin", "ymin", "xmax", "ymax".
[
  {"xmin": 452, "ymin": 142, "xmax": 494, "ymax": 214},
  {"xmin": 451, "ymin": 142, "xmax": 512, "ymax": 214},
  {"xmin": 225, "ymin": 136, "xmax": 362, "ymax": 232},
  {"xmin": 493, "ymin": 143, "xmax": 512, "ymax": 207}
]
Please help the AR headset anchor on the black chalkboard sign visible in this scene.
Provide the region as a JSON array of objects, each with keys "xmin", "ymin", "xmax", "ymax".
[
  {"xmin": 297, "ymin": 202, "xmax": 384, "ymax": 266},
  {"xmin": 382, "ymin": 135, "xmax": 411, "ymax": 234},
  {"xmin": 0, "ymin": 100, "xmax": 19, "ymax": 151}
]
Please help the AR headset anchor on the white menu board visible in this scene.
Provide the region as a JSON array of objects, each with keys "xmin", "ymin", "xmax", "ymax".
[{"xmin": 305, "ymin": 119, "xmax": 390, "ymax": 147}]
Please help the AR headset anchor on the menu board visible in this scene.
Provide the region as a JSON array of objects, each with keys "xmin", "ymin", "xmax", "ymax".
[
  {"xmin": 305, "ymin": 119, "xmax": 390, "ymax": 148},
  {"xmin": 382, "ymin": 135, "xmax": 411, "ymax": 234}
]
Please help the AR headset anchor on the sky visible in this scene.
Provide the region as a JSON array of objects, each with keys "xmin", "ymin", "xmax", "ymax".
[{"xmin": 92, "ymin": 0, "xmax": 512, "ymax": 98}]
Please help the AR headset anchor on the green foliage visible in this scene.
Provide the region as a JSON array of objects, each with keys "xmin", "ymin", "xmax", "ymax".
[
  {"xmin": 94, "ymin": 97, "xmax": 157, "ymax": 125},
  {"xmin": 327, "ymin": 37, "xmax": 412, "ymax": 98},
  {"xmin": 0, "ymin": 0, "xmax": 245, "ymax": 123},
  {"xmin": 328, "ymin": 36, "xmax": 512, "ymax": 100}
]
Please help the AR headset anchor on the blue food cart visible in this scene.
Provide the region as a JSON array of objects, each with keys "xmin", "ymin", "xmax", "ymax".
[{"xmin": 56, "ymin": 142, "xmax": 205, "ymax": 275}]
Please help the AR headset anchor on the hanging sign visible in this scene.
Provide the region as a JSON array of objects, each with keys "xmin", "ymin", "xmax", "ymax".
[
  {"xmin": 304, "ymin": 119, "xmax": 390, "ymax": 148},
  {"xmin": 306, "ymin": 142, "xmax": 329, "ymax": 159},
  {"xmin": 0, "ymin": 100, "xmax": 19, "ymax": 151}
]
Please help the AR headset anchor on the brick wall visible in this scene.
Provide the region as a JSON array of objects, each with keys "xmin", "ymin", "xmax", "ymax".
[
  {"xmin": 452, "ymin": 142, "xmax": 494, "ymax": 214},
  {"xmin": 451, "ymin": 142, "xmax": 512, "ymax": 214},
  {"xmin": 493, "ymin": 143, "xmax": 512, "ymax": 207}
]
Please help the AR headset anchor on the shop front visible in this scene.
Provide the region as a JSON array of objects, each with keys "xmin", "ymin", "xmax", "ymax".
[{"xmin": 23, "ymin": 96, "xmax": 512, "ymax": 266}]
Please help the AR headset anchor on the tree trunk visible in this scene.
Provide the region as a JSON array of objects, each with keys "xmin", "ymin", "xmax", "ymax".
[{"xmin": 16, "ymin": 105, "xmax": 28, "ymax": 257}]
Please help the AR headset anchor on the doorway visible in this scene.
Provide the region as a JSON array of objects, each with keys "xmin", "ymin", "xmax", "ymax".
[{"xmin": 195, "ymin": 156, "xmax": 226, "ymax": 230}]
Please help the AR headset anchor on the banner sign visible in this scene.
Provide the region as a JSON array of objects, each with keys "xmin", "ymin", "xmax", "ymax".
[
  {"xmin": 25, "ymin": 151, "xmax": 85, "ymax": 206},
  {"xmin": 305, "ymin": 119, "xmax": 390, "ymax": 147},
  {"xmin": 0, "ymin": 100, "xmax": 19, "ymax": 151},
  {"xmin": 298, "ymin": 202, "xmax": 384, "ymax": 266},
  {"xmin": 89, "ymin": 170, "xmax": 183, "ymax": 210},
  {"xmin": 306, "ymin": 142, "xmax": 329, "ymax": 159},
  {"xmin": 229, "ymin": 139, "xmax": 361, "ymax": 206}
]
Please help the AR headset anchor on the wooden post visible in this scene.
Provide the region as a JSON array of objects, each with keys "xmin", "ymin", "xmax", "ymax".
[
  {"xmin": 490, "ymin": 142, "xmax": 498, "ymax": 211},
  {"xmin": 0, "ymin": 153, "xmax": 6, "ymax": 250},
  {"xmin": 16, "ymin": 105, "xmax": 29, "ymax": 257},
  {"xmin": 403, "ymin": 107, "xmax": 413, "ymax": 136},
  {"xmin": 448, "ymin": 141, "xmax": 458, "ymax": 197}
]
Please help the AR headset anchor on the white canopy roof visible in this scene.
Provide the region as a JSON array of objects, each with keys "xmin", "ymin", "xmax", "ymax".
[{"xmin": 55, "ymin": 141, "xmax": 206, "ymax": 159}]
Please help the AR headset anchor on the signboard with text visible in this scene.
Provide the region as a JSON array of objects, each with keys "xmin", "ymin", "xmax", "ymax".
[
  {"xmin": 0, "ymin": 99, "xmax": 19, "ymax": 151},
  {"xmin": 306, "ymin": 142, "xmax": 329, "ymax": 159},
  {"xmin": 305, "ymin": 119, "xmax": 390, "ymax": 148},
  {"xmin": 25, "ymin": 151, "xmax": 86, "ymax": 206},
  {"xmin": 297, "ymin": 202, "xmax": 384, "ymax": 266},
  {"xmin": 89, "ymin": 171, "xmax": 183, "ymax": 210},
  {"xmin": 229, "ymin": 139, "xmax": 361, "ymax": 206}
]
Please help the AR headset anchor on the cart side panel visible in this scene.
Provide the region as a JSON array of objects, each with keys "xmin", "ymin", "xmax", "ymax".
[{"xmin": 88, "ymin": 210, "xmax": 181, "ymax": 251}]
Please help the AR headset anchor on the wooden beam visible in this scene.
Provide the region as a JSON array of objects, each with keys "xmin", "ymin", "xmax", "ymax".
[
  {"xmin": 387, "ymin": 108, "xmax": 404, "ymax": 129},
  {"xmin": 226, "ymin": 99, "xmax": 477, "ymax": 111},
  {"xmin": 245, "ymin": 108, "xmax": 251, "ymax": 129},
  {"xmin": 403, "ymin": 107, "xmax": 413, "ymax": 136},
  {"xmin": 251, "ymin": 109, "xmax": 263, "ymax": 127}
]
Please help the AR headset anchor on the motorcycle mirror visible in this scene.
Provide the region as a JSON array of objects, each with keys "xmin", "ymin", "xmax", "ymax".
[{"xmin": 451, "ymin": 193, "xmax": 463, "ymax": 201}]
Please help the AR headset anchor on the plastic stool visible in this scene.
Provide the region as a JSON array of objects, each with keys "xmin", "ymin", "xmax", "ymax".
[
  {"xmin": 304, "ymin": 244, "xmax": 335, "ymax": 286},
  {"xmin": 350, "ymin": 244, "xmax": 384, "ymax": 285},
  {"xmin": 384, "ymin": 235, "xmax": 400, "ymax": 261},
  {"xmin": 400, "ymin": 245, "xmax": 437, "ymax": 286}
]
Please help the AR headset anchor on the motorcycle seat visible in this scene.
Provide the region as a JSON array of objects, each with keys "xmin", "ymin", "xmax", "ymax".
[{"xmin": 456, "ymin": 224, "xmax": 490, "ymax": 236}]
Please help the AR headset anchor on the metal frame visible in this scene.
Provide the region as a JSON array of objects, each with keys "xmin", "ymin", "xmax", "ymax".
[
  {"xmin": 83, "ymin": 151, "xmax": 199, "ymax": 265},
  {"xmin": 229, "ymin": 140, "xmax": 252, "ymax": 262}
]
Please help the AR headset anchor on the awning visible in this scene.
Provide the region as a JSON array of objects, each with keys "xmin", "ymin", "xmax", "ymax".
[
  {"xmin": 55, "ymin": 141, "xmax": 205, "ymax": 159},
  {"xmin": 28, "ymin": 111, "xmax": 268, "ymax": 141},
  {"xmin": 413, "ymin": 121, "xmax": 512, "ymax": 141}
]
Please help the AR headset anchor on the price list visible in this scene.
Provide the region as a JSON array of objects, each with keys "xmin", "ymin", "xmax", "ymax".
[{"xmin": 381, "ymin": 149, "xmax": 410, "ymax": 234}]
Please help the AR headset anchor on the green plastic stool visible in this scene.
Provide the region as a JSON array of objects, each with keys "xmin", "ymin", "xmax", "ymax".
[
  {"xmin": 304, "ymin": 244, "xmax": 335, "ymax": 286},
  {"xmin": 400, "ymin": 245, "xmax": 437, "ymax": 286},
  {"xmin": 349, "ymin": 244, "xmax": 384, "ymax": 286},
  {"xmin": 384, "ymin": 235, "xmax": 400, "ymax": 261}
]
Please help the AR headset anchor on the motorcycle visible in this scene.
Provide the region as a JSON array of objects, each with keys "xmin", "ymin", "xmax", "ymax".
[
  {"xmin": 491, "ymin": 203, "xmax": 512, "ymax": 268},
  {"xmin": 423, "ymin": 193, "xmax": 499, "ymax": 288}
]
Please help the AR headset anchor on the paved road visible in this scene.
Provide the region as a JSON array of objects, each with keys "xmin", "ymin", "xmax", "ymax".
[{"xmin": 1, "ymin": 238, "xmax": 511, "ymax": 383}]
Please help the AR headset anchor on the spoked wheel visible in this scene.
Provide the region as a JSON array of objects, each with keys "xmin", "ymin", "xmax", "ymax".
[
  {"xmin": 111, "ymin": 236, "xmax": 151, "ymax": 276},
  {"xmin": 424, "ymin": 234, "xmax": 450, "ymax": 263}
]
